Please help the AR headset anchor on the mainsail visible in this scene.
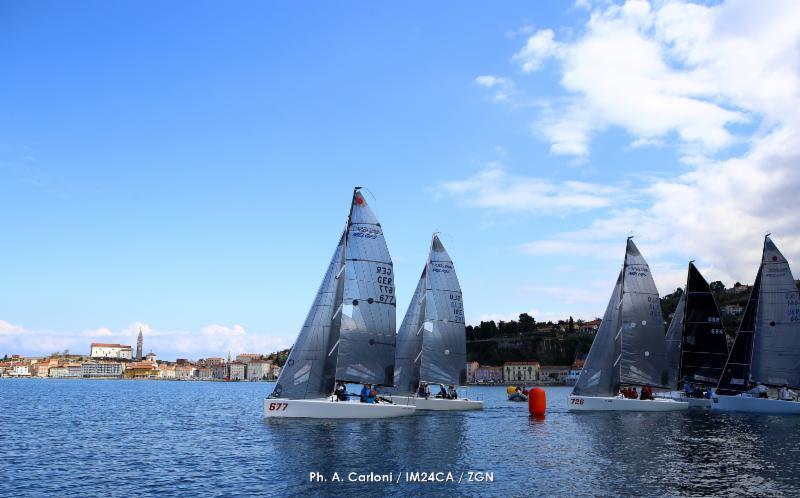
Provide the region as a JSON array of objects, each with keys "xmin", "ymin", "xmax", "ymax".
[
  {"xmin": 271, "ymin": 189, "xmax": 397, "ymax": 399},
  {"xmin": 393, "ymin": 235, "xmax": 466, "ymax": 394},
  {"xmin": 718, "ymin": 236, "xmax": 800, "ymax": 393},
  {"xmin": 335, "ymin": 190, "xmax": 397, "ymax": 386},
  {"xmin": 665, "ymin": 291, "xmax": 685, "ymax": 389},
  {"xmin": 619, "ymin": 239, "xmax": 671, "ymax": 388},
  {"xmin": 572, "ymin": 270, "xmax": 622, "ymax": 397},
  {"xmin": 751, "ymin": 237, "xmax": 800, "ymax": 387},
  {"xmin": 679, "ymin": 262, "xmax": 728, "ymax": 386}
]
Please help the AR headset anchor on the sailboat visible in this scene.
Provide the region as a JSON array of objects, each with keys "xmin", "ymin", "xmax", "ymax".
[
  {"xmin": 264, "ymin": 188, "xmax": 415, "ymax": 418},
  {"xmin": 385, "ymin": 234, "xmax": 483, "ymax": 410},
  {"xmin": 712, "ymin": 235, "xmax": 800, "ymax": 415},
  {"xmin": 664, "ymin": 262, "xmax": 729, "ymax": 408},
  {"xmin": 569, "ymin": 238, "xmax": 688, "ymax": 411}
]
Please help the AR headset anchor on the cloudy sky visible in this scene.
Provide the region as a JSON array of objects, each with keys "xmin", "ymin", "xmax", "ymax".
[{"xmin": 2, "ymin": 0, "xmax": 799, "ymax": 359}]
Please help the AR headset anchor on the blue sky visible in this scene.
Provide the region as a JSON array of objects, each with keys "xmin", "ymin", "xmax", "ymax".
[{"xmin": 2, "ymin": 1, "xmax": 799, "ymax": 359}]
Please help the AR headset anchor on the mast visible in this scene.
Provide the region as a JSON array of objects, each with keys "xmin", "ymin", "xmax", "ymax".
[{"xmin": 617, "ymin": 237, "xmax": 631, "ymax": 391}]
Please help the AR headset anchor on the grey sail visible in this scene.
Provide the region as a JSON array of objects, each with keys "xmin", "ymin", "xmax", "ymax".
[
  {"xmin": 750, "ymin": 236, "xmax": 800, "ymax": 388},
  {"xmin": 665, "ymin": 290, "xmax": 685, "ymax": 390},
  {"xmin": 393, "ymin": 268, "xmax": 426, "ymax": 394},
  {"xmin": 572, "ymin": 270, "xmax": 623, "ymax": 397},
  {"xmin": 335, "ymin": 189, "xmax": 397, "ymax": 386},
  {"xmin": 270, "ymin": 231, "xmax": 346, "ymax": 399},
  {"xmin": 418, "ymin": 235, "xmax": 467, "ymax": 387},
  {"xmin": 620, "ymin": 239, "xmax": 670, "ymax": 388}
]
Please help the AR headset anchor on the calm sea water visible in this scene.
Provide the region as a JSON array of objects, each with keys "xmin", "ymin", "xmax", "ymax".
[{"xmin": 2, "ymin": 380, "xmax": 800, "ymax": 497}]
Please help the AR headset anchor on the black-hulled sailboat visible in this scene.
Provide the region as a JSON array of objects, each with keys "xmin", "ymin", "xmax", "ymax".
[
  {"xmin": 664, "ymin": 262, "xmax": 729, "ymax": 407},
  {"xmin": 385, "ymin": 234, "xmax": 483, "ymax": 410},
  {"xmin": 569, "ymin": 238, "xmax": 688, "ymax": 411},
  {"xmin": 713, "ymin": 235, "xmax": 800, "ymax": 415},
  {"xmin": 264, "ymin": 188, "xmax": 415, "ymax": 418}
]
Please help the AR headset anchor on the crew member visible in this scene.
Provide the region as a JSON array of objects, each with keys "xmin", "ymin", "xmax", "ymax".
[
  {"xmin": 335, "ymin": 381, "xmax": 348, "ymax": 401},
  {"xmin": 779, "ymin": 383, "xmax": 797, "ymax": 401},
  {"xmin": 447, "ymin": 385, "xmax": 458, "ymax": 399}
]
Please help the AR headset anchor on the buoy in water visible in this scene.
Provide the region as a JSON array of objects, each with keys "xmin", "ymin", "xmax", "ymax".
[
  {"xmin": 528, "ymin": 387, "xmax": 546, "ymax": 417},
  {"xmin": 506, "ymin": 385, "xmax": 517, "ymax": 395}
]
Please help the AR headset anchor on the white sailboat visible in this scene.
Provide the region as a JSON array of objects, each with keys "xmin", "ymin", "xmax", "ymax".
[
  {"xmin": 385, "ymin": 234, "xmax": 483, "ymax": 411},
  {"xmin": 712, "ymin": 235, "xmax": 800, "ymax": 415},
  {"xmin": 569, "ymin": 238, "xmax": 688, "ymax": 412},
  {"xmin": 663, "ymin": 262, "xmax": 729, "ymax": 409},
  {"xmin": 265, "ymin": 188, "xmax": 415, "ymax": 419}
]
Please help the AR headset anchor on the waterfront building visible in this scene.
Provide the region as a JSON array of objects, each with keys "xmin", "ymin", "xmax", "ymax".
[
  {"xmin": 30, "ymin": 362, "xmax": 51, "ymax": 378},
  {"xmin": 145, "ymin": 351, "xmax": 158, "ymax": 363},
  {"xmin": 211, "ymin": 365, "xmax": 227, "ymax": 380},
  {"xmin": 175, "ymin": 365, "xmax": 196, "ymax": 380},
  {"xmin": 11, "ymin": 363, "xmax": 31, "ymax": 377},
  {"xmin": 538, "ymin": 365, "xmax": 572, "ymax": 384},
  {"xmin": 90, "ymin": 343, "xmax": 133, "ymax": 360},
  {"xmin": 81, "ymin": 362, "xmax": 123, "ymax": 378},
  {"xmin": 229, "ymin": 362, "xmax": 246, "ymax": 381},
  {"xmin": 205, "ymin": 357, "xmax": 225, "ymax": 366},
  {"xmin": 136, "ymin": 327, "xmax": 143, "ymax": 360},
  {"xmin": 48, "ymin": 366, "xmax": 67, "ymax": 378},
  {"xmin": 503, "ymin": 361, "xmax": 540, "ymax": 383},
  {"xmin": 270, "ymin": 365, "xmax": 281, "ymax": 378},
  {"xmin": 160, "ymin": 364, "xmax": 176, "ymax": 380},
  {"xmin": 466, "ymin": 361, "xmax": 480, "ymax": 384},
  {"xmin": 195, "ymin": 366, "xmax": 212, "ymax": 380},
  {"xmin": 123, "ymin": 360, "xmax": 161, "ymax": 379},
  {"xmin": 246, "ymin": 360, "xmax": 272, "ymax": 380},
  {"xmin": 474, "ymin": 365, "xmax": 503, "ymax": 383}
]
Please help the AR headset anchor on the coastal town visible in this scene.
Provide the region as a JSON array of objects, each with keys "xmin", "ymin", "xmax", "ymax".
[{"xmin": 0, "ymin": 328, "xmax": 284, "ymax": 381}]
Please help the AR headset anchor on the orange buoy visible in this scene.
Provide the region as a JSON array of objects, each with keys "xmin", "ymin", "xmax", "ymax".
[{"xmin": 528, "ymin": 387, "xmax": 546, "ymax": 417}]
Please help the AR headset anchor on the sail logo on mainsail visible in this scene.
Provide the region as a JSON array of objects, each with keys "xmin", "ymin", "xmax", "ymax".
[{"xmin": 353, "ymin": 225, "xmax": 382, "ymax": 239}]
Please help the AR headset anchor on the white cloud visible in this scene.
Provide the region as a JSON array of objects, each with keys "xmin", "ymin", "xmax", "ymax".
[
  {"xmin": 512, "ymin": 29, "xmax": 561, "ymax": 72},
  {"xmin": 507, "ymin": 0, "xmax": 800, "ymax": 158},
  {"xmin": 442, "ymin": 161, "xmax": 621, "ymax": 213},
  {"xmin": 474, "ymin": 75, "xmax": 516, "ymax": 102},
  {"xmin": 0, "ymin": 320, "xmax": 294, "ymax": 359},
  {"xmin": 461, "ymin": 0, "xmax": 800, "ymax": 317}
]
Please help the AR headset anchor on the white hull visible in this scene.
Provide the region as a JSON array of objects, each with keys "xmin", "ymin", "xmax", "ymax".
[
  {"xmin": 661, "ymin": 391, "xmax": 712, "ymax": 409},
  {"xmin": 711, "ymin": 395, "xmax": 800, "ymax": 415},
  {"xmin": 569, "ymin": 395, "xmax": 688, "ymax": 412},
  {"xmin": 264, "ymin": 397, "xmax": 416, "ymax": 419},
  {"xmin": 384, "ymin": 395, "xmax": 484, "ymax": 411}
]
